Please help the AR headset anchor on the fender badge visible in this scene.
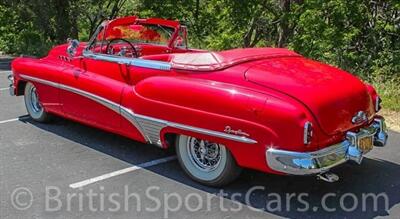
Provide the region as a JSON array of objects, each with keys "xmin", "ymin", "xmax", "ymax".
[
  {"xmin": 224, "ymin": 126, "xmax": 250, "ymax": 137},
  {"xmin": 352, "ymin": 111, "xmax": 368, "ymax": 124}
]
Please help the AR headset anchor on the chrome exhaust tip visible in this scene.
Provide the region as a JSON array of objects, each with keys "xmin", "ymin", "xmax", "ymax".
[{"xmin": 317, "ymin": 172, "xmax": 339, "ymax": 183}]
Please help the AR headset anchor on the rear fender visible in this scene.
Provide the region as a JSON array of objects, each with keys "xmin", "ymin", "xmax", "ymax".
[{"xmin": 121, "ymin": 76, "xmax": 280, "ymax": 172}]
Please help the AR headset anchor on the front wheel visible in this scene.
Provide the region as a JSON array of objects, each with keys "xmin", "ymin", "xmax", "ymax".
[
  {"xmin": 175, "ymin": 135, "xmax": 242, "ymax": 186},
  {"xmin": 24, "ymin": 82, "xmax": 51, "ymax": 122}
]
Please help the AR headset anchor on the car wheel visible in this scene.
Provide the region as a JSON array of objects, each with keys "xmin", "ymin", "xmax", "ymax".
[
  {"xmin": 24, "ymin": 82, "xmax": 51, "ymax": 122},
  {"xmin": 175, "ymin": 135, "xmax": 242, "ymax": 186}
]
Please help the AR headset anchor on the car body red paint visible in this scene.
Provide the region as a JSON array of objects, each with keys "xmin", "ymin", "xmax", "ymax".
[{"xmin": 10, "ymin": 17, "xmax": 386, "ymax": 176}]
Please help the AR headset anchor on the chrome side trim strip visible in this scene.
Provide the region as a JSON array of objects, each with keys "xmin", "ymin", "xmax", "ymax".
[
  {"xmin": 134, "ymin": 114, "xmax": 258, "ymax": 144},
  {"xmin": 20, "ymin": 74, "xmax": 59, "ymax": 89},
  {"xmin": 131, "ymin": 59, "xmax": 171, "ymax": 71},
  {"xmin": 134, "ymin": 114, "xmax": 167, "ymax": 146},
  {"xmin": 83, "ymin": 51, "xmax": 171, "ymax": 71},
  {"xmin": 119, "ymin": 106, "xmax": 151, "ymax": 143},
  {"xmin": 20, "ymin": 74, "xmax": 146, "ymax": 141},
  {"xmin": 19, "ymin": 74, "xmax": 258, "ymax": 145},
  {"xmin": 21, "ymin": 74, "xmax": 118, "ymax": 113},
  {"xmin": 59, "ymin": 83, "xmax": 121, "ymax": 113}
]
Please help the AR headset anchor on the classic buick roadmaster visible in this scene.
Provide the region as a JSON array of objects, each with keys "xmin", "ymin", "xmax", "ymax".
[{"xmin": 9, "ymin": 16, "xmax": 388, "ymax": 186}]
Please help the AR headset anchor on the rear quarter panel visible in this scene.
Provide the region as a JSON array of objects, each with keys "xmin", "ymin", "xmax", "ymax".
[{"xmin": 122, "ymin": 76, "xmax": 281, "ymax": 172}]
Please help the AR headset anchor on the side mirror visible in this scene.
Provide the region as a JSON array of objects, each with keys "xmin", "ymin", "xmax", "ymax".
[{"xmin": 67, "ymin": 38, "xmax": 80, "ymax": 57}]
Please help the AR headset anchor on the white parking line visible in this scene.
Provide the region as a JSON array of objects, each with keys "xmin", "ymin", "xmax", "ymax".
[
  {"xmin": 0, "ymin": 87, "xmax": 9, "ymax": 91},
  {"xmin": 0, "ymin": 116, "xmax": 29, "ymax": 125},
  {"xmin": 69, "ymin": 156, "xmax": 177, "ymax": 189}
]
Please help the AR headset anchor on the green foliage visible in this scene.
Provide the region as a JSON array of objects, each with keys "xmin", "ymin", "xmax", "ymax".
[
  {"xmin": 289, "ymin": 0, "xmax": 399, "ymax": 82},
  {"xmin": 375, "ymin": 78, "xmax": 400, "ymax": 111},
  {"xmin": 0, "ymin": 5, "xmax": 52, "ymax": 56}
]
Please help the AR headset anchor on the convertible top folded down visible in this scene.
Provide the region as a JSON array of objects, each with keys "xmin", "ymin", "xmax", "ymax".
[
  {"xmin": 141, "ymin": 48, "xmax": 300, "ymax": 71},
  {"xmin": 174, "ymin": 48, "xmax": 300, "ymax": 71}
]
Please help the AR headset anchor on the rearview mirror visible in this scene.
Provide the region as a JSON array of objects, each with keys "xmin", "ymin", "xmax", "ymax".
[{"xmin": 67, "ymin": 38, "xmax": 80, "ymax": 57}]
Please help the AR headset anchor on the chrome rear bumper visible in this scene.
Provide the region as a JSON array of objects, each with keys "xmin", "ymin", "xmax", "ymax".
[{"xmin": 266, "ymin": 118, "xmax": 388, "ymax": 175}]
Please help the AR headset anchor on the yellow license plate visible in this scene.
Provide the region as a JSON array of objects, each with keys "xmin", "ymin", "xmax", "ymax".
[{"xmin": 358, "ymin": 136, "xmax": 373, "ymax": 152}]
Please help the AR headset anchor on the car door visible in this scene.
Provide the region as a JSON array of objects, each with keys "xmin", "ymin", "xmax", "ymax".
[{"xmin": 59, "ymin": 56, "xmax": 128, "ymax": 131}]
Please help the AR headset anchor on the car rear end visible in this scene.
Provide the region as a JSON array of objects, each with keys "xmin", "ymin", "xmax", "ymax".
[{"xmin": 242, "ymin": 56, "xmax": 389, "ymax": 181}]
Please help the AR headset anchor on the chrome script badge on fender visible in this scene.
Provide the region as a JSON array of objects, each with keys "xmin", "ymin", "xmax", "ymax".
[{"xmin": 224, "ymin": 126, "xmax": 250, "ymax": 137}]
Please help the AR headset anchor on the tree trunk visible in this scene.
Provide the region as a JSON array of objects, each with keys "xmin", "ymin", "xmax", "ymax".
[
  {"xmin": 53, "ymin": 0, "xmax": 76, "ymax": 43},
  {"xmin": 195, "ymin": 0, "xmax": 200, "ymax": 21},
  {"xmin": 278, "ymin": 0, "xmax": 291, "ymax": 47}
]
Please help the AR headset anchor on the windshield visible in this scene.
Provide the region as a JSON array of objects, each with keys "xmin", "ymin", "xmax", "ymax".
[{"xmin": 105, "ymin": 23, "xmax": 174, "ymax": 46}]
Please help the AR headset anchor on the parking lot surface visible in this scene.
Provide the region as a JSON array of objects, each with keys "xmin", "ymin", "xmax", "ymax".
[{"xmin": 0, "ymin": 70, "xmax": 399, "ymax": 218}]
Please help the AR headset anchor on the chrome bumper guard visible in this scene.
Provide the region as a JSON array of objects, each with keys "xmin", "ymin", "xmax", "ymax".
[
  {"xmin": 7, "ymin": 74, "xmax": 15, "ymax": 96},
  {"xmin": 266, "ymin": 118, "xmax": 388, "ymax": 175}
]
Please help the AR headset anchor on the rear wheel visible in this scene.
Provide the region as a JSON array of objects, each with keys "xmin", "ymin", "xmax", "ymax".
[
  {"xmin": 24, "ymin": 82, "xmax": 51, "ymax": 122},
  {"xmin": 175, "ymin": 135, "xmax": 242, "ymax": 186}
]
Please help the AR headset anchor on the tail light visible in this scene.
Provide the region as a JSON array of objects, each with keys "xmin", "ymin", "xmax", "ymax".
[{"xmin": 303, "ymin": 121, "xmax": 313, "ymax": 145}]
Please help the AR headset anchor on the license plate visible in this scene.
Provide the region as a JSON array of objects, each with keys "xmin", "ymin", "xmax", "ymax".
[{"xmin": 358, "ymin": 136, "xmax": 373, "ymax": 152}]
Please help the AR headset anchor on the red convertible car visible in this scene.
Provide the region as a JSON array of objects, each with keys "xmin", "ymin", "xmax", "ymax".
[{"xmin": 9, "ymin": 16, "xmax": 388, "ymax": 186}]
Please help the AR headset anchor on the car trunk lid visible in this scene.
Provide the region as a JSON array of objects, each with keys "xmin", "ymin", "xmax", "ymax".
[{"xmin": 245, "ymin": 57, "xmax": 375, "ymax": 136}]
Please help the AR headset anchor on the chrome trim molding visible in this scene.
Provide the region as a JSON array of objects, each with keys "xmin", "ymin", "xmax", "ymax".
[
  {"xmin": 83, "ymin": 50, "xmax": 171, "ymax": 71},
  {"xmin": 303, "ymin": 121, "xmax": 312, "ymax": 145},
  {"xmin": 371, "ymin": 118, "xmax": 388, "ymax": 146},
  {"xmin": 134, "ymin": 114, "xmax": 167, "ymax": 146},
  {"xmin": 119, "ymin": 106, "xmax": 150, "ymax": 143},
  {"xmin": 20, "ymin": 74, "xmax": 59, "ymax": 88},
  {"xmin": 59, "ymin": 83, "xmax": 121, "ymax": 113},
  {"xmin": 134, "ymin": 114, "xmax": 258, "ymax": 145},
  {"xmin": 20, "ymin": 74, "xmax": 147, "ymax": 142},
  {"xmin": 19, "ymin": 74, "xmax": 257, "ymax": 146},
  {"xmin": 168, "ymin": 121, "xmax": 257, "ymax": 144},
  {"xmin": 224, "ymin": 126, "xmax": 250, "ymax": 137},
  {"xmin": 21, "ymin": 74, "xmax": 120, "ymax": 112},
  {"xmin": 267, "ymin": 143, "xmax": 348, "ymax": 175},
  {"xmin": 266, "ymin": 118, "xmax": 388, "ymax": 175},
  {"xmin": 131, "ymin": 59, "xmax": 171, "ymax": 71},
  {"xmin": 351, "ymin": 111, "xmax": 368, "ymax": 124}
]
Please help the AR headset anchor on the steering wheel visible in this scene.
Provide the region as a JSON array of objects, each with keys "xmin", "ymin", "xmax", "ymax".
[{"xmin": 105, "ymin": 38, "xmax": 139, "ymax": 58}]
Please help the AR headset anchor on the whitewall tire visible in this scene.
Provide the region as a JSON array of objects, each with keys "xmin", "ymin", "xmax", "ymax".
[
  {"xmin": 176, "ymin": 135, "xmax": 242, "ymax": 186},
  {"xmin": 24, "ymin": 82, "xmax": 51, "ymax": 122}
]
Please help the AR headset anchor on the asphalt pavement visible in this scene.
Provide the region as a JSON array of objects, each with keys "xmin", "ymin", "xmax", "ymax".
[{"xmin": 0, "ymin": 70, "xmax": 399, "ymax": 219}]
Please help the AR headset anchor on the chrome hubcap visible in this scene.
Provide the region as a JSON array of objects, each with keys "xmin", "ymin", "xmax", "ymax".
[
  {"xmin": 30, "ymin": 87, "xmax": 42, "ymax": 113},
  {"xmin": 187, "ymin": 137, "xmax": 222, "ymax": 171}
]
